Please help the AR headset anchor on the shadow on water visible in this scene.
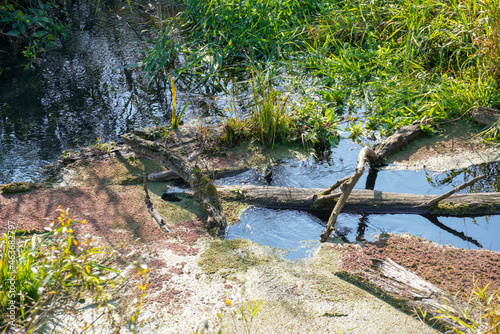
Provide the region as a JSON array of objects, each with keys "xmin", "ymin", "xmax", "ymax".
[{"xmin": 225, "ymin": 140, "xmax": 500, "ymax": 259}]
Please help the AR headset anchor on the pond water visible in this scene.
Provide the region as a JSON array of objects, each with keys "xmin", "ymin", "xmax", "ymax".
[
  {"xmin": 223, "ymin": 140, "xmax": 500, "ymax": 259},
  {"xmin": 0, "ymin": 0, "xmax": 236, "ymax": 184},
  {"xmin": 1, "ymin": 0, "xmax": 499, "ymax": 259}
]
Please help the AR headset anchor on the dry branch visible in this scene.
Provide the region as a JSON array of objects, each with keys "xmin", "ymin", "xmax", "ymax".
[
  {"xmin": 418, "ymin": 174, "xmax": 486, "ymax": 208},
  {"xmin": 122, "ymin": 133, "xmax": 227, "ymax": 237},
  {"xmin": 320, "ymin": 147, "xmax": 379, "ymax": 242}
]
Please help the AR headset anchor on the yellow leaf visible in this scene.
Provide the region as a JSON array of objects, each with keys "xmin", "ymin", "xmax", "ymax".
[
  {"xmin": 170, "ymin": 74, "xmax": 177, "ymax": 114},
  {"xmin": 225, "ymin": 299, "xmax": 232, "ymax": 306},
  {"xmin": 73, "ymin": 239, "xmax": 78, "ymax": 246}
]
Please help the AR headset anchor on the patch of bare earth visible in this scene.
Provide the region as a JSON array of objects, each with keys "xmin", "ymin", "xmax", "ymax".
[{"xmin": 388, "ymin": 120, "xmax": 500, "ymax": 172}]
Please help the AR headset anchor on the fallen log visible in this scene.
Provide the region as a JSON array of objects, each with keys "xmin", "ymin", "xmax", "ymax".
[
  {"xmin": 336, "ymin": 258, "xmax": 467, "ymax": 332},
  {"xmin": 471, "ymin": 106, "xmax": 500, "ymax": 127},
  {"xmin": 217, "ymin": 185, "xmax": 500, "ymax": 215},
  {"xmin": 121, "ymin": 133, "xmax": 227, "ymax": 237},
  {"xmin": 372, "ymin": 121, "xmax": 426, "ymax": 163}
]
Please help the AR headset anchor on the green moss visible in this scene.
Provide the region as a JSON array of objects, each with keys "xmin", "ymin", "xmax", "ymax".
[
  {"xmin": 199, "ymin": 239, "xmax": 272, "ymax": 277},
  {"xmin": 221, "ymin": 200, "xmax": 248, "ymax": 225},
  {"xmin": 1, "ymin": 182, "xmax": 39, "ymax": 194}
]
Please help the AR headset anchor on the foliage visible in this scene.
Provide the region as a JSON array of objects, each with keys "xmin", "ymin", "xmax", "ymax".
[
  {"xmin": 142, "ymin": 0, "xmax": 500, "ymax": 141},
  {"xmin": 223, "ymin": 69, "xmax": 339, "ymax": 150},
  {"xmin": 170, "ymin": 74, "xmax": 189, "ymax": 129},
  {"xmin": 89, "ymin": 137, "xmax": 115, "ymax": 154},
  {"xmin": 0, "ymin": 0, "xmax": 69, "ymax": 69},
  {"xmin": 435, "ymin": 283, "xmax": 500, "ymax": 334},
  {"xmin": 0, "ymin": 208, "xmax": 120, "ymax": 332}
]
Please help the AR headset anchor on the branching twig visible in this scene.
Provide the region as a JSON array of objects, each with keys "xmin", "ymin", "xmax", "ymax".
[{"xmin": 417, "ymin": 175, "xmax": 486, "ymax": 208}]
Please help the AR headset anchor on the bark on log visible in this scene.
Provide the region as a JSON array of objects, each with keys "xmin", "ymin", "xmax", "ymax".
[
  {"xmin": 336, "ymin": 258, "xmax": 467, "ymax": 332},
  {"xmin": 217, "ymin": 185, "xmax": 500, "ymax": 215},
  {"xmin": 121, "ymin": 133, "xmax": 227, "ymax": 237},
  {"xmin": 372, "ymin": 121, "xmax": 426, "ymax": 162},
  {"xmin": 471, "ymin": 106, "xmax": 500, "ymax": 127}
]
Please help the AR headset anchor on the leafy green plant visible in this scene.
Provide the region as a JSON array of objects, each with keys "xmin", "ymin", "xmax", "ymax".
[
  {"xmin": 0, "ymin": 0, "xmax": 69, "ymax": 68},
  {"xmin": 89, "ymin": 137, "xmax": 115, "ymax": 154},
  {"xmin": 170, "ymin": 74, "xmax": 188, "ymax": 129},
  {"xmin": 0, "ymin": 208, "xmax": 121, "ymax": 332}
]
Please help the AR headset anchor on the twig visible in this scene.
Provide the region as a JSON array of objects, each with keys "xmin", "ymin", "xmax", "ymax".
[
  {"xmin": 143, "ymin": 172, "xmax": 173, "ymax": 233},
  {"xmin": 417, "ymin": 175, "xmax": 486, "ymax": 208},
  {"xmin": 319, "ymin": 176, "xmax": 350, "ymax": 196},
  {"xmin": 320, "ymin": 147, "xmax": 378, "ymax": 242}
]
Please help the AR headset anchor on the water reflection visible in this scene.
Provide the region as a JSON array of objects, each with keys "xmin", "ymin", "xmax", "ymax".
[{"xmin": 0, "ymin": 0, "xmax": 246, "ymax": 184}]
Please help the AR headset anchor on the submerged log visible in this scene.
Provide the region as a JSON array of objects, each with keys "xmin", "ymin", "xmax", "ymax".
[
  {"xmin": 121, "ymin": 133, "xmax": 227, "ymax": 237},
  {"xmin": 217, "ymin": 185, "xmax": 500, "ymax": 215},
  {"xmin": 336, "ymin": 258, "xmax": 466, "ymax": 332}
]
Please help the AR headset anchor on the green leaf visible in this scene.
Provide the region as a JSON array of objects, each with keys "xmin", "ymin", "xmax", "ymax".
[
  {"xmin": 6, "ymin": 29, "xmax": 20, "ymax": 36},
  {"xmin": 33, "ymin": 30, "xmax": 48, "ymax": 38}
]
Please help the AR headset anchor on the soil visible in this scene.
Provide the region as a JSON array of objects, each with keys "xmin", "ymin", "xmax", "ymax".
[{"xmin": 388, "ymin": 119, "xmax": 500, "ymax": 172}]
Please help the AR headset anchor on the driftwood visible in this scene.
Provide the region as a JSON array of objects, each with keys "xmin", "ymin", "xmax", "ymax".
[
  {"xmin": 121, "ymin": 133, "xmax": 227, "ymax": 237},
  {"xmin": 217, "ymin": 185, "xmax": 500, "ymax": 215},
  {"xmin": 418, "ymin": 174, "xmax": 486, "ymax": 208},
  {"xmin": 336, "ymin": 258, "xmax": 466, "ymax": 332},
  {"xmin": 320, "ymin": 147, "xmax": 378, "ymax": 242},
  {"xmin": 372, "ymin": 121, "xmax": 426, "ymax": 162},
  {"xmin": 471, "ymin": 106, "xmax": 500, "ymax": 127}
]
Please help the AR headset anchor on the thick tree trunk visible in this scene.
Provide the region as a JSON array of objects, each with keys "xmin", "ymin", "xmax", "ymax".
[{"xmin": 217, "ymin": 185, "xmax": 500, "ymax": 215}]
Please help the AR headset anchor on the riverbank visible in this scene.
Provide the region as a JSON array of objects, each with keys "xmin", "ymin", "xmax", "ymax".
[{"xmin": 1, "ymin": 122, "xmax": 499, "ymax": 332}]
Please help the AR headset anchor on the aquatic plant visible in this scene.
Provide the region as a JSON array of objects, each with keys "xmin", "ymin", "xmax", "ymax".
[{"xmin": 142, "ymin": 0, "xmax": 500, "ymax": 141}]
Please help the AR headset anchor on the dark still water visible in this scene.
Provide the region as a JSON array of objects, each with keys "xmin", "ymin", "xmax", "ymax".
[{"xmin": 0, "ymin": 0, "xmax": 187, "ymax": 183}]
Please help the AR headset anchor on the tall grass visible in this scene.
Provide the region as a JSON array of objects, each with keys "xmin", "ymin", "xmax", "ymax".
[
  {"xmin": 143, "ymin": 0, "xmax": 500, "ymax": 139},
  {"xmin": 435, "ymin": 283, "xmax": 500, "ymax": 333}
]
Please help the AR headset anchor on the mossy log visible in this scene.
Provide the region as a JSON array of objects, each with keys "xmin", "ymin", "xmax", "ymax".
[
  {"xmin": 336, "ymin": 258, "xmax": 466, "ymax": 332},
  {"xmin": 217, "ymin": 185, "xmax": 500, "ymax": 215},
  {"xmin": 121, "ymin": 133, "xmax": 227, "ymax": 237}
]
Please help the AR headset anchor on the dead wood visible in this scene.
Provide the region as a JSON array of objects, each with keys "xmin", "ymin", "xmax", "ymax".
[
  {"xmin": 122, "ymin": 133, "xmax": 227, "ymax": 237},
  {"xmin": 418, "ymin": 174, "xmax": 486, "ymax": 208},
  {"xmin": 372, "ymin": 121, "xmax": 426, "ymax": 162},
  {"xmin": 336, "ymin": 258, "xmax": 467, "ymax": 332},
  {"xmin": 217, "ymin": 185, "xmax": 500, "ymax": 215},
  {"xmin": 471, "ymin": 106, "xmax": 500, "ymax": 127},
  {"xmin": 320, "ymin": 147, "xmax": 379, "ymax": 242}
]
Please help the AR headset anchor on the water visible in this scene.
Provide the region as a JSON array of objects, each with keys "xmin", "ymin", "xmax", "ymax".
[
  {"xmin": 224, "ymin": 140, "xmax": 500, "ymax": 259},
  {"xmin": 1, "ymin": 0, "xmax": 498, "ymax": 259},
  {"xmin": 0, "ymin": 0, "xmax": 240, "ymax": 184}
]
